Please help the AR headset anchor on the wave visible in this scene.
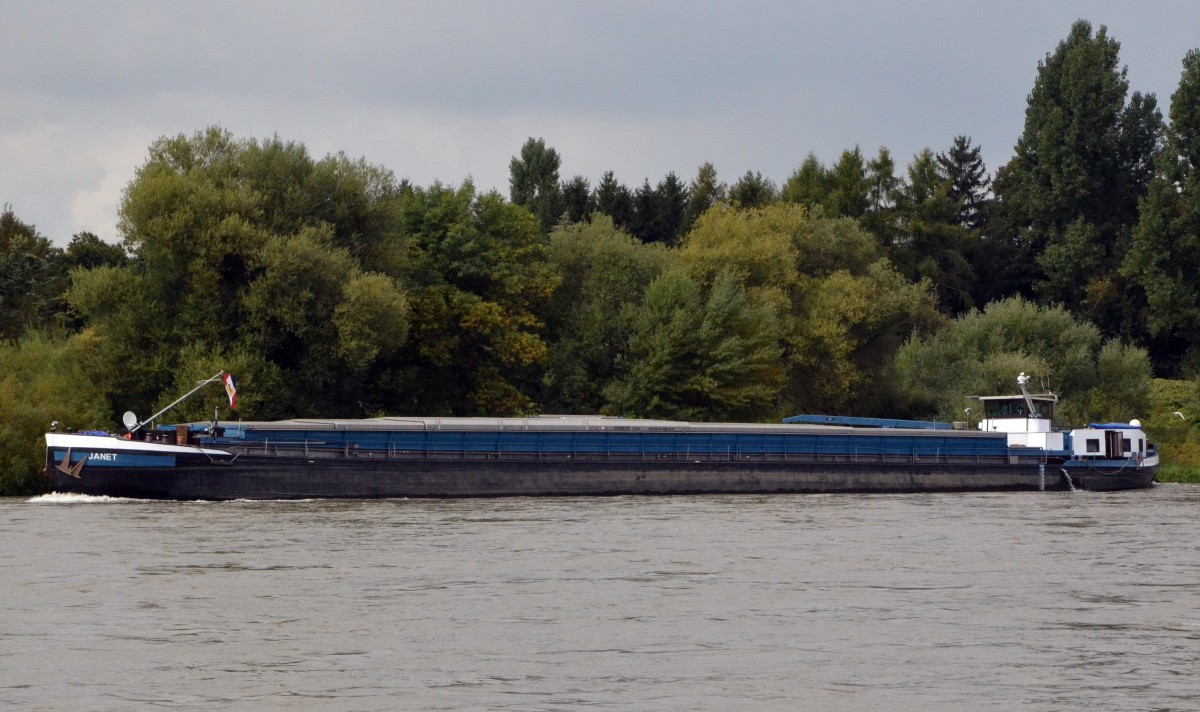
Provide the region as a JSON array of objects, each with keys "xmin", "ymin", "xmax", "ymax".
[{"xmin": 27, "ymin": 492, "xmax": 138, "ymax": 504}]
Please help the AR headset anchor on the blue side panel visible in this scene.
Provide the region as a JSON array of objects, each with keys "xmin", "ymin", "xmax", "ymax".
[
  {"xmin": 54, "ymin": 452, "xmax": 176, "ymax": 467},
  {"xmin": 783, "ymin": 414, "xmax": 952, "ymax": 430},
  {"xmin": 217, "ymin": 425, "xmax": 1012, "ymax": 458}
]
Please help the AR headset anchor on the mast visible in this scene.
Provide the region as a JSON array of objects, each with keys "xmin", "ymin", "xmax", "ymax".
[{"xmin": 1016, "ymin": 372, "xmax": 1039, "ymax": 417}]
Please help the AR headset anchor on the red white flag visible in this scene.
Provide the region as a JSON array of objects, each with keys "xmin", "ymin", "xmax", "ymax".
[{"xmin": 223, "ymin": 373, "xmax": 237, "ymax": 410}]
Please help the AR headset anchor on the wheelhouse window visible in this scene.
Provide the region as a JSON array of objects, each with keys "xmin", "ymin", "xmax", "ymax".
[
  {"xmin": 1086, "ymin": 439, "xmax": 1100, "ymax": 453},
  {"xmin": 983, "ymin": 398, "xmax": 1054, "ymax": 419},
  {"xmin": 984, "ymin": 399, "xmax": 1027, "ymax": 418}
]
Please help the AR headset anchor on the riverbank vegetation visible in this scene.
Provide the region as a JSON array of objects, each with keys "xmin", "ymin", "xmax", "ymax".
[{"xmin": 4, "ymin": 21, "xmax": 1200, "ymax": 492}]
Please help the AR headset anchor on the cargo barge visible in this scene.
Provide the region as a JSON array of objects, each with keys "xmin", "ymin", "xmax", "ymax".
[{"xmin": 44, "ymin": 375, "xmax": 1157, "ymax": 499}]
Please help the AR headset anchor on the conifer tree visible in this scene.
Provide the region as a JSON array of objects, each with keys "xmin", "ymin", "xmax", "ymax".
[
  {"xmin": 559, "ymin": 176, "xmax": 594, "ymax": 225},
  {"xmin": 936, "ymin": 135, "xmax": 990, "ymax": 231},
  {"xmin": 780, "ymin": 153, "xmax": 829, "ymax": 210},
  {"xmin": 653, "ymin": 172, "xmax": 689, "ymax": 245},
  {"xmin": 729, "ymin": 171, "xmax": 777, "ymax": 209},
  {"xmin": 682, "ymin": 163, "xmax": 726, "ymax": 234},
  {"xmin": 594, "ymin": 171, "xmax": 634, "ymax": 228}
]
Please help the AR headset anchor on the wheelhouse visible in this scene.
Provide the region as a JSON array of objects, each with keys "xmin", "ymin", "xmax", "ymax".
[{"xmin": 972, "ymin": 373, "xmax": 1064, "ymax": 451}]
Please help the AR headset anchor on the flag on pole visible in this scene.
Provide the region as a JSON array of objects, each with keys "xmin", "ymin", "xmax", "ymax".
[{"xmin": 223, "ymin": 373, "xmax": 238, "ymax": 410}]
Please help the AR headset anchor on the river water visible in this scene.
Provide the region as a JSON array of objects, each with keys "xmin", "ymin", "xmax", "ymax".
[{"xmin": 2, "ymin": 486, "xmax": 1198, "ymax": 711}]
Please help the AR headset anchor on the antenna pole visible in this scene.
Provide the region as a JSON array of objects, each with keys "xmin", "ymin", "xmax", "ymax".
[
  {"xmin": 130, "ymin": 371, "xmax": 225, "ymax": 434},
  {"xmin": 1016, "ymin": 372, "xmax": 1039, "ymax": 417}
]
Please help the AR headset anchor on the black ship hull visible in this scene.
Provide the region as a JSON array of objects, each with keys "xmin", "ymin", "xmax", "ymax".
[{"xmin": 48, "ymin": 451, "xmax": 1156, "ymax": 500}]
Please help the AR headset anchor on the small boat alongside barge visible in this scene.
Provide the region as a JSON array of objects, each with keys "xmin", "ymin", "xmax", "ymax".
[{"xmin": 44, "ymin": 374, "xmax": 1157, "ymax": 500}]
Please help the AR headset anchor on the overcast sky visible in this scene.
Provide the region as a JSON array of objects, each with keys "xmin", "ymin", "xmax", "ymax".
[{"xmin": 4, "ymin": 1, "xmax": 1199, "ymax": 245}]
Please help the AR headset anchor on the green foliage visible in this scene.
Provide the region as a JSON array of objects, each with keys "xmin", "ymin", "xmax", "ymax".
[
  {"xmin": 1155, "ymin": 464, "xmax": 1200, "ymax": 483},
  {"xmin": 1089, "ymin": 340, "xmax": 1151, "ymax": 422},
  {"xmin": 729, "ymin": 171, "xmax": 777, "ymax": 209},
  {"xmin": 67, "ymin": 265, "xmax": 175, "ymax": 416},
  {"xmin": 990, "ymin": 20, "xmax": 1162, "ymax": 337},
  {"xmin": 66, "ymin": 127, "xmax": 417, "ymax": 421},
  {"xmin": 683, "ymin": 204, "xmax": 880, "ymax": 287},
  {"xmin": 682, "ymin": 203, "xmax": 942, "ymax": 416},
  {"xmin": 242, "ymin": 227, "xmax": 366, "ymax": 413},
  {"xmin": 155, "ymin": 342, "xmax": 285, "ymax": 423},
  {"xmin": 0, "ymin": 207, "xmax": 66, "ymax": 341},
  {"xmin": 628, "ymin": 180, "xmax": 658, "ymax": 243},
  {"xmin": 334, "ymin": 273, "xmax": 410, "ymax": 372},
  {"xmin": 603, "ymin": 270, "xmax": 783, "ymax": 421},
  {"xmin": 509, "ymin": 137, "xmax": 563, "ymax": 233},
  {"xmin": 0, "ymin": 331, "xmax": 110, "ymax": 495},
  {"xmin": 559, "ymin": 176, "xmax": 594, "ymax": 224},
  {"xmin": 13, "ymin": 83, "xmax": 1197, "ymax": 494},
  {"xmin": 63, "ymin": 232, "xmax": 128, "ymax": 271},
  {"xmin": 861, "ymin": 147, "xmax": 901, "ymax": 245},
  {"xmin": 936, "ymin": 135, "xmax": 991, "ymax": 231},
  {"xmin": 890, "ymin": 149, "xmax": 978, "ymax": 314},
  {"xmin": 651, "ymin": 172, "xmax": 689, "ymax": 245},
  {"xmin": 1139, "ymin": 378, "xmax": 1200, "ymax": 471},
  {"xmin": 682, "ymin": 204, "xmax": 804, "ymax": 295},
  {"xmin": 1172, "ymin": 49, "xmax": 1200, "ymax": 172},
  {"xmin": 594, "ymin": 171, "xmax": 634, "ymax": 228},
  {"xmin": 1123, "ymin": 50, "xmax": 1200, "ymax": 372},
  {"xmin": 76, "ymin": 128, "xmax": 559, "ymax": 423},
  {"xmin": 895, "ymin": 296, "xmax": 1150, "ymax": 425},
  {"xmin": 781, "ymin": 153, "xmax": 829, "ymax": 210},
  {"xmin": 683, "ymin": 163, "xmax": 726, "ymax": 234},
  {"xmin": 825, "ymin": 148, "xmax": 870, "ymax": 218},
  {"xmin": 611, "ymin": 172, "xmax": 693, "ymax": 245},
  {"xmin": 1036, "ymin": 218, "xmax": 1104, "ymax": 310},
  {"xmin": 541, "ymin": 216, "xmax": 674, "ymax": 412},
  {"xmin": 788, "ymin": 262, "xmax": 942, "ymax": 415},
  {"xmin": 396, "ymin": 183, "xmax": 559, "ymax": 415}
]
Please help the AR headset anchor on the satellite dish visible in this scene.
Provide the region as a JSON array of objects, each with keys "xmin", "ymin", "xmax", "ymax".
[{"xmin": 122, "ymin": 411, "xmax": 138, "ymax": 431}]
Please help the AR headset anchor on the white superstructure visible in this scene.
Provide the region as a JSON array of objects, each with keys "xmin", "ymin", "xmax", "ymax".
[{"xmin": 975, "ymin": 373, "xmax": 1064, "ymax": 451}]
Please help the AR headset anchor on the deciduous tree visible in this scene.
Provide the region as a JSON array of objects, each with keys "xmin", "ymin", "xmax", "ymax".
[
  {"xmin": 603, "ymin": 270, "xmax": 783, "ymax": 421},
  {"xmin": 540, "ymin": 216, "xmax": 675, "ymax": 412},
  {"xmin": 394, "ymin": 183, "xmax": 559, "ymax": 415},
  {"xmin": 990, "ymin": 21, "xmax": 1162, "ymax": 336},
  {"xmin": 0, "ymin": 207, "xmax": 65, "ymax": 341},
  {"xmin": 681, "ymin": 204, "xmax": 942, "ymax": 416},
  {"xmin": 1123, "ymin": 48, "xmax": 1200, "ymax": 372},
  {"xmin": 895, "ymin": 296, "xmax": 1149, "ymax": 424},
  {"xmin": 509, "ymin": 137, "xmax": 563, "ymax": 234}
]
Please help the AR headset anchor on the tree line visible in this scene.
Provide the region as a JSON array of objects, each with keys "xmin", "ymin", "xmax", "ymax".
[{"xmin": 3, "ymin": 20, "xmax": 1200, "ymax": 493}]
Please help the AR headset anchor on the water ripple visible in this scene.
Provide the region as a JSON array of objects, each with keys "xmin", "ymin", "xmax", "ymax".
[{"xmin": 2, "ymin": 487, "xmax": 1198, "ymax": 711}]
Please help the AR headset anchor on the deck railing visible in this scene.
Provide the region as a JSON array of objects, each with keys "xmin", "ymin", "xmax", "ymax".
[{"xmin": 225, "ymin": 439, "xmax": 1037, "ymax": 467}]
